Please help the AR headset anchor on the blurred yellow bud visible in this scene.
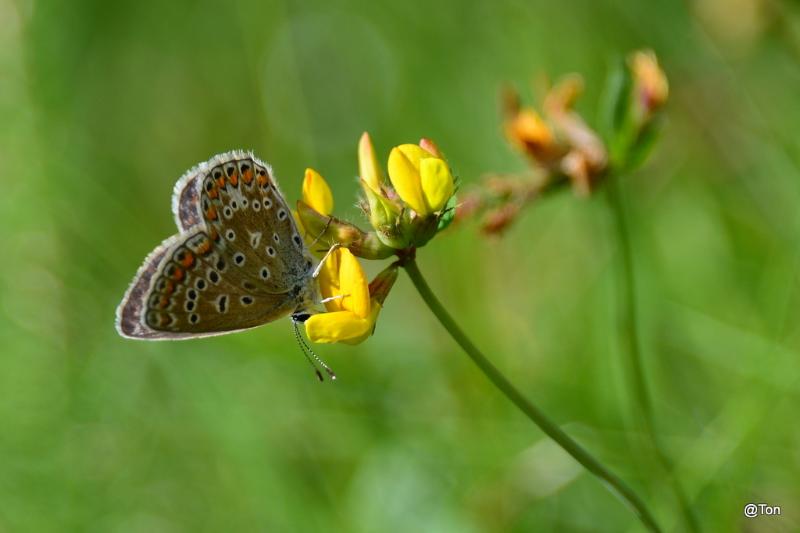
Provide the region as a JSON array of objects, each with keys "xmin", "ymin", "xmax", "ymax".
[
  {"xmin": 505, "ymin": 109, "xmax": 562, "ymax": 165},
  {"xmin": 302, "ymin": 168, "xmax": 334, "ymax": 216},
  {"xmin": 543, "ymin": 74, "xmax": 584, "ymax": 115},
  {"xmin": 388, "ymin": 143, "xmax": 454, "ymax": 216},
  {"xmin": 629, "ymin": 50, "xmax": 668, "ymax": 119}
]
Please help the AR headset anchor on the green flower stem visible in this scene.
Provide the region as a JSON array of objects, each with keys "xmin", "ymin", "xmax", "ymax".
[
  {"xmin": 402, "ymin": 257, "xmax": 662, "ymax": 533},
  {"xmin": 606, "ymin": 178, "xmax": 699, "ymax": 532}
]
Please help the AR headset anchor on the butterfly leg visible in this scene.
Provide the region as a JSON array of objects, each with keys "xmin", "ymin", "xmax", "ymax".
[
  {"xmin": 320, "ymin": 294, "xmax": 347, "ymax": 304},
  {"xmin": 311, "ymin": 243, "xmax": 342, "ymax": 279}
]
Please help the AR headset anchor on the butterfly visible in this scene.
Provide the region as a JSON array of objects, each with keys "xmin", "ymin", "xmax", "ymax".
[{"xmin": 116, "ymin": 151, "xmax": 323, "ymax": 343}]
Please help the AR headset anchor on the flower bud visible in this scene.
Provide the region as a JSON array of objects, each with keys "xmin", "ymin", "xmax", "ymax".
[
  {"xmin": 504, "ymin": 108, "xmax": 564, "ymax": 166},
  {"xmin": 296, "ymin": 201, "xmax": 394, "ymax": 260},
  {"xmin": 629, "ymin": 49, "xmax": 668, "ymax": 122},
  {"xmin": 361, "ymin": 181, "xmax": 406, "ymax": 249},
  {"xmin": 419, "ymin": 137, "xmax": 443, "ymax": 158},
  {"xmin": 368, "ymin": 263, "xmax": 399, "ymax": 306},
  {"xmin": 387, "ymin": 144, "xmax": 454, "ymax": 216},
  {"xmin": 302, "ymin": 168, "xmax": 334, "ymax": 215},
  {"xmin": 358, "ymin": 132, "xmax": 383, "ymax": 194}
]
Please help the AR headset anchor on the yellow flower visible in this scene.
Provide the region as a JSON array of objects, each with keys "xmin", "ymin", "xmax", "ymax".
[
  {"xmin": 305, "ymin": 247, "xmax": 381, "ymax": 344},
  {"xmin": 302, "ymin": 168, "xmax": 333, "ymax": 215},
  {"xmin": 387, "ymin": 143, "xmax": 454, "ymax": 216}
]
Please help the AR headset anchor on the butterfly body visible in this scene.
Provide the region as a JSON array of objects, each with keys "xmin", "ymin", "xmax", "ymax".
[{"xmin": 116, "ymin": 151, "xmax": 319, "ymax": 340}]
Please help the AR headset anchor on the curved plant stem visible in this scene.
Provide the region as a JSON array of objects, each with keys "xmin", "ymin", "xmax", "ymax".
[
  {"xmin": 607, "ymin": 178, "xmax": 699, "ymax": 532},
  {"xmin": 403, "ymin": 257, "xmax": 662, "ymax": 533}
]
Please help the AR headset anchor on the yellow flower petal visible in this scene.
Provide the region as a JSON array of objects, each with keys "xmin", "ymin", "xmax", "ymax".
[
  {"xmin": 302, "ymin": 168, "xmax": 334, "ymax": 215},
  {"xmin": 358, "ymin": 132, "xmax": 383, "ymax": 193},
  {"xmin": 396, "ymin": 143, "xmax": 428, "ymax": 168},
  {"xmin": 341, "ymin": 303, "xmax": 381, "ymax": 345},
  {"xmin": 388, "ymin": 146, "xmax": 427, "ymax": 215},
  {"xmin": 304, "ymin": 303, "xmax": 381, "ymax": 344},
  {"xmin": 317, "ymin": 249, "xmax": 343, "ymax": 312},
  {"xmin": 420, "ymin": 157, "xmax": 454, "ymax": 213},
  {"xmin": 305, "ymin": 311, "xmax": 372, "ymax": 344},
  {"xmin": 337, "ymin": 248, "xmax": 370, "ymax": 319}
]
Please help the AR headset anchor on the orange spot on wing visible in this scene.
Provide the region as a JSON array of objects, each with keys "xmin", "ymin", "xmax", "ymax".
[
  {"xmin": 217, "ymin": 176, "xmax": 226, "ymax": 188},
  {"xmin": 196, "ymin": 239, "xmax": 212, "ymax": 255},
  {"xmin": 206, "ymin": 206, "xmax": 218, "ymax": 220},
  {"xmin": 181, "ymin": 252, "xmax": 195, "ymax": 268},
  {"xmin": 208, "ymin": 188, "xmax": 219, "ymax": 199},
  {"xmin": 229, "ymin": 173, "xmax": 238, "ymax": 186},
  {"xmin": 242, "ymin": 169, "xmax": 253, "ymax": 183},
  {"xmin": 209, "ymin": 228, "xmax": 220, "ymax": 242},
  {"xmin": 257, "ymin": 174, "xmax": 268, "ymax": 187},
  {"xmin": 171, "ymin": 267, "xmax": 185, "ymax": 281},
  {"xmin": 158, "ymin": 296, "xmax": 170, "ymax": 309},
  {"xmin": 163, "ymin": 280, "xmax": 175, "ymax": 295}
]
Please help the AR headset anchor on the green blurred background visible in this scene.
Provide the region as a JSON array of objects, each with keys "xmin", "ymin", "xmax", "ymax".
[{"xmin": 2, "ymin": 0, "xmax": 800, "ymax": 531}]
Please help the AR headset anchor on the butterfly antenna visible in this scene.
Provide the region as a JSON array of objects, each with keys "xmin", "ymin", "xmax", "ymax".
[
  {"xmin": 292, "ymin": 319, "xmax": 337, "ymax": 381},
  {"xmin": 300, "ymin": 333, "xmax": 337, "ymax": 381},
  {"xmin": 293, "ymin": 319, "xmax": 324, "ymax": 382},
  {"xmin": 307, "ymin": 216, "xmax": 333, "ymax": 250}
]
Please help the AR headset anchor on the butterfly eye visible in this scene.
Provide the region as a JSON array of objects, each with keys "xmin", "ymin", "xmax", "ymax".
[{"xmin": 292, "ymin": 312, "xmax": 311, "ymax": 323}]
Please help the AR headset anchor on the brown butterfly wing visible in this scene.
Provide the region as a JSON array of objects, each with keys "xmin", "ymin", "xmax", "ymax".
[{"xmin": 116, "ymin": 152, "xmax": 317, "ymax": 340}]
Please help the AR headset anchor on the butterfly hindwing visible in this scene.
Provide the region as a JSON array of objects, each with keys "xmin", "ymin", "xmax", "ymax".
[
  {"xmin": 172, "ymin": 163, "xmax": 205, "ymax": 232},
  {"xmin": 117, "ymin": 227, "xmax": 304, "ymax": 339}
]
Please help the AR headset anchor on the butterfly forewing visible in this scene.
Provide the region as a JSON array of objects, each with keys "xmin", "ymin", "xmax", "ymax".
[
  {"xmin": 116, "ymin": 151, "xmax": 317, "ymax": 340},
  {"xmin": 196, "ymin": 155, "xmax": 311, "ymax": 295}
]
